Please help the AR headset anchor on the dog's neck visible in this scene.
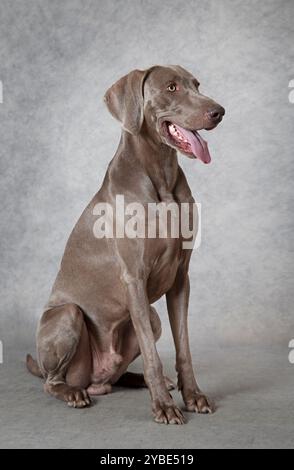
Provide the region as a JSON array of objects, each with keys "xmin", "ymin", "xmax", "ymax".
[{"xmin": 120, "ymin": 128, "xmax": 179, "ymax": 202}]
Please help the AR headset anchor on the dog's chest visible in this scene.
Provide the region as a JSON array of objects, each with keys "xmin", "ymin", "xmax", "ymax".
[{"xmin": 147, "ymin": 237, "xmax": 183, "ymax": 301}]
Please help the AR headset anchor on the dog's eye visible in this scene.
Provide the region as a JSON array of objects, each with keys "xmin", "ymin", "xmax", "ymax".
[{"xmin": 167, "ymin": 83, "xmax": 178, "ymax": 92}]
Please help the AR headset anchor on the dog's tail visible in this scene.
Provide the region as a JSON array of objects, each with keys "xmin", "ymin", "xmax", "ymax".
[{"xmin": 26, "ymin": 354, "xmax": 43, "ymax": 378}]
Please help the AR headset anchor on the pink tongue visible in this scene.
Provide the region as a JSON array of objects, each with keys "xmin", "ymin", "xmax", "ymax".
[{"xmin": 175, "ymin": 125, "xmax": 211, "ymax": 164}]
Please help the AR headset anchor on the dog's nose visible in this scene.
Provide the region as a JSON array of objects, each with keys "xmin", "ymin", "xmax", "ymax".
[{"xmin": 206, "ymin": 106, "xmax": 225, "ymax": 123}]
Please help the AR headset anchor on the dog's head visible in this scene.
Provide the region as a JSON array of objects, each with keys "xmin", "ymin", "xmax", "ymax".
[{"xmin": 104, "ymin": 65, "xmax": 225, "ymax": 164}]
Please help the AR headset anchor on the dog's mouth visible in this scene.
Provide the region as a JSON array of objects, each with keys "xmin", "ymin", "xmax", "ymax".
[{"xmin": 163, "ymin": 122, "xmax": 211, "ymax": 164}]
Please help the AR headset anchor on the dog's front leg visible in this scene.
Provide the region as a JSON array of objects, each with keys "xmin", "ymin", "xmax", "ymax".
[
  {"xmin": 126, "ymin": 278, "xmax": 185, "ymax": 424},
  {"xmin": 166, "ymin": 268, "xmax": 214, "ymax": 414}
]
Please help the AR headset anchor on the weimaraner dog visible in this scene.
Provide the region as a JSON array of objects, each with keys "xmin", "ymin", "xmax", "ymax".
[{"xmin": 27, "ymin": 65, "xmax": 225, "ymax": 424}]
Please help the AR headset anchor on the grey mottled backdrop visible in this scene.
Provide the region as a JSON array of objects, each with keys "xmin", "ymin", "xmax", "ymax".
[{"xmin": 0, "ymin": 0, "xmax": 293, "ymax": 353}]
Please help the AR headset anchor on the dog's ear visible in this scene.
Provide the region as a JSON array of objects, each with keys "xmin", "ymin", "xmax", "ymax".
[{"xmin": 104, "ymin": 69, "xmax": 150, "ymax": 135}]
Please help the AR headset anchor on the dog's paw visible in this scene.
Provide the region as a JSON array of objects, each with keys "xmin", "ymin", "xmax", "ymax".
[
  {"xmin": 44, "ymin": 382, "xmax": 91, "ymax": 408},
  {"xmin": 66, "ymin": 388, "xmax": 91, "ymax": 408},
  {"xmin": 184, "ymin": 392, "xmax": 215, "ymax": 414},
  {"xmin": 152, "ymin": 401, "xmax": 185, "ymax": 425},
  {"xmin": 87, "ymin": 383, "xmax": 112, "ymax": 396}
]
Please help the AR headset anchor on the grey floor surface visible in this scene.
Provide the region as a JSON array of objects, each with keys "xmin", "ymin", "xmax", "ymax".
[{"xmin": 0, "ymin": 345, "xmax": 293, "ymax": 449}]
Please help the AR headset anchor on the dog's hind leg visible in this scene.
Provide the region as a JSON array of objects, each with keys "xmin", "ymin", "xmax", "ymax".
[
  {"xmin": 36, "ymin": 303, "xmax": 92, "ymax": 408},
  {"xmin": 113, "ymin": 307, "xmax": 175, "ymax": 390}
]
